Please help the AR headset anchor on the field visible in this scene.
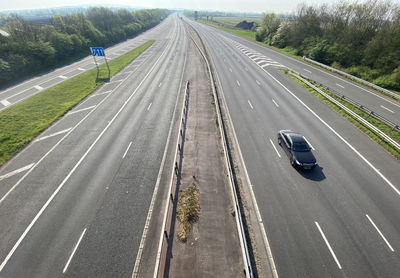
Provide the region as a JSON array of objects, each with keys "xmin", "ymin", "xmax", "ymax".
[{"xmin": 208, "ymin": 17, "xmax": 262, "ymax": 28}]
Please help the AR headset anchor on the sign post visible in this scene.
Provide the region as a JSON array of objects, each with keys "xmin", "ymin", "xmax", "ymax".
[{"xmin": 90, "ymin": 47, "xmax": 110, "ymax": 81}]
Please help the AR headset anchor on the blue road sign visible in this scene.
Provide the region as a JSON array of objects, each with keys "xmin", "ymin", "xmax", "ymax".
[{"xmin": 90, "ymin": 47, "xmax": 105, "ymax": 57}]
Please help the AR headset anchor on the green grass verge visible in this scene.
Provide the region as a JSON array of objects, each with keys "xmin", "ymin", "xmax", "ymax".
[
  {"xmin": 0, "ymin": 40, "xmax": 154, "ymax": 166},
  {"xmin": 199, "ymin": 20, "xmax": 256, "ymax": 41},
  {"xmin": 288, "ymin": 72, "xmax": 400, "ymax": 160}
]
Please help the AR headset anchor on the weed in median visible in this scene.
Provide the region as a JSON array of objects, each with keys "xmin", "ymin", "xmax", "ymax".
[{"xmin": 177, "ymin": 180, "xmax": 200, "ymax": 242}]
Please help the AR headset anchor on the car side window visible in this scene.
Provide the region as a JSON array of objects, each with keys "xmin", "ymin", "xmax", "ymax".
[{"xmin": 283, "ymin": 134, "xmax": 291, "ymax": 148}]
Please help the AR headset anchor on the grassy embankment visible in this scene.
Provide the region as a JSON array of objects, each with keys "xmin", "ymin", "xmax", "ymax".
[
  {"xmin": 288, "ymin": 72, "xmax": 400, "ymax": 160},
  {"xmin": 0, "ymin": 40, "xmax": 154, "ymax": 166}
]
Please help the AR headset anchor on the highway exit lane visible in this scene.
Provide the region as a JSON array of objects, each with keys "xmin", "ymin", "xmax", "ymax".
[
  {"xmin": 0, "ymin": 15, "xmax": 176, "ymax": 112},
  {"xmin": 192, "ymin": 21, "xmax": 400, "ymax": 125}
]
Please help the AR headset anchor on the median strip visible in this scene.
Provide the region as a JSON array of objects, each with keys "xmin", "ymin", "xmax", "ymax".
[{"xmin": 0, "ymin": 40, "xmax": 154, "ymax": 166}]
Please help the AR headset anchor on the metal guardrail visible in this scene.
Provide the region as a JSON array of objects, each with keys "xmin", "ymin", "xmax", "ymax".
[
  {"xmin": 302, "ymin": 77, "xmax": 400, "ymax": 133},
  {"xmin": 154, "ymin": 80, "xmax": 190, "ymax": 278},
  {"xmin": 290, "ymin": 72, "xmax": 400, "ymax": 150},
  {"xmin": 303, "ymin": 57, "xmax": 400, "ymax": 101},
  {"xmin": 185, "ymin": 23, "xmax": 254, "ymax": 278}
]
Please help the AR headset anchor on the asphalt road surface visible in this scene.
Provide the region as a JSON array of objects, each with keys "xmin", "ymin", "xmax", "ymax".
[
  {"xmin": 0, "ymin": 14, "xmax": 187, "ymax": 278},
  {"xmin": 188, "ymin": 18, "xmax": 400, "ymax": 278},
  {"xmin": 189, "ymin": 21, "xmax": 400, "ymax": 126},
  {"xmin": 0, "ymin": 16, "xmax": 175, "ymax": 112}
]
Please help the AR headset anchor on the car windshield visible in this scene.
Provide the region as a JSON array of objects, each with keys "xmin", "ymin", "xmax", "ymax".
[{"xmin": 292, "ymin": 141, "xmax": 310, "ymax": 152}]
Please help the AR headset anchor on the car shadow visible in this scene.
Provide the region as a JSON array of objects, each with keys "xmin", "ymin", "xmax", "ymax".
[{"xmin": 297, "ymin": 165, "xmax": 326, "ymax": 181}]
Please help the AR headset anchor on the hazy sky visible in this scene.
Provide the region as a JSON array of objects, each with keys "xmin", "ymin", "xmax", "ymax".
[{"xmin": 0, "ymin": 0, "xmax": 380, "ymax": 14}]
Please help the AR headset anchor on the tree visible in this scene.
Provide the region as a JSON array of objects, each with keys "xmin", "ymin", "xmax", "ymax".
[{"xmin": 259, "ymin": 13, "xmax": 281, "ymax": 43}]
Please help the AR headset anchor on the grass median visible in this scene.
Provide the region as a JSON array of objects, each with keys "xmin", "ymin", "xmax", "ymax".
[{"xmin": 0, "ymin": 40, "xmax": 154, "ymax": 166}]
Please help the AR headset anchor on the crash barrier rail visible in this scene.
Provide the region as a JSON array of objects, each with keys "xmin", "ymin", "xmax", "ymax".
[
  {"xmin": 304, "ymin": 57, "xmax": 400, "ymax": 101},
  {"xmin": 302, "ymin": 77, "xmax": 400, "ymax": 133},
  {"xmin": 290, "ymin": 71, "xmax": 400, "ymax": 151},
  {"xmin": 154, "ymin": 80, "xmax": 190, "ymax": 278},
  {"xmin": 185, "ymin": 23, "xmax": 254, "ymax": 278}
]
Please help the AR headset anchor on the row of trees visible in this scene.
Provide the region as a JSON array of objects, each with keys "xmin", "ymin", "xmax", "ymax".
[
  {"xmin": 0, "ymin": 8, "xmax": 169, "ymax": 88},
  {"xmin": 256, "ymin": 0, "xmax": 400, "ymax": 91}
]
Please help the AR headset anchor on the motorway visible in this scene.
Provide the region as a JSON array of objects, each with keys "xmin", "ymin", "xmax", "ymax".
[
  {"xmin": 188, "ymin": 19, "xmax": 400, "ymax": 277},
  {"xmin": 1, "ymin": 11, "xmax": 400, "ymax": 278},
  {"xmin": 193, "ymin": 23, "xmax": 400, "ymax": 126},
  {"xmin": 0, "ymin": 17, "xmax": 173, "ymax": 112},
  {"xmin": 0, "ymin": 14, "xmax": 187, "ymax": 277}
]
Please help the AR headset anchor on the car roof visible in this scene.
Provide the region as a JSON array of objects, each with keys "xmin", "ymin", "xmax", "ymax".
[{"xmin": 281, "ymin": 130, "xmax": 305, "ymax": 143}]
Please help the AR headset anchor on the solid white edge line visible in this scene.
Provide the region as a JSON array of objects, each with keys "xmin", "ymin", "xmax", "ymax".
[
  {"xmin": 269, "ymin": 139, "xmax": 281, "ymax": 158},
  {"xmin": 272, "ymin": 99, "xmax": 279, "ymax": 108},
  {"xmin": 0, "ymin": 39, "xmax": 163, "ymax": 272},
  {"xmin": 0, "ymin": 39, "xmax": 155, "ymax": 200},
  {"xmin": 248, "ymin": 100, "xmax": 253, "ymax": 109},
  {"xmin": 62, "ymin": 228, "xmax": 87, "ymax": 273},
  {"xmin": 366, "ymin": 214, "xmax": 395, "ymax": 252},
  {"xmin": 261, "ymin": 67, "xmax": 400, "ymax": 197},
  {"xmin": 0, "ymin": 163, "xmax": 35, "ymax": 181},
  {"xmin": 380, "ymin": 105, "xmax": 394, "ymax": 114},
  {"xmin": 224, "ymin": 29, "xmax": 400, "ymax": 109},
  {"xmin": 303, "ymin": 136, "xmax": 315, "ymax": 150},
  {"xmin": 147, "ymin": 102, "xmax": 153, "ymax": 111},
  {"xmin": 133, "ymin": 21, "xmax": 185, "ymax": 278},
  {"xmin": 315, "ymin": 221, "xmax": 342, "ymax": 269},
  {"xmin": 123, "ymin": 141, "xmax": 133, "ymax": 158},
  {"xmin": 201, "ymin": 31, "xmax": 279, "ymax": 277},
  {"xmin": 34, "ymin": 128, "xmax": 72, "ymax": 142}
]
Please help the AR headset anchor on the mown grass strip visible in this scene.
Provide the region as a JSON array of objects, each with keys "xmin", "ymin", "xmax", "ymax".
[
  {"xmin": 287, "ymin": 71, "xmax": 400, "ymax": 160},
  {"xmin": 0, "ymin": 40, "xmax": 154, "ymax": 166}
]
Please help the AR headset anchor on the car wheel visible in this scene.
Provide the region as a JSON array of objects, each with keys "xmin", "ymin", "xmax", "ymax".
[
  {"xmin": 278, "ymin": 138, "xmax": 281, "ymax": 145},
  {"xmin": 290, "ymin": 156, "xmax": 295, "ymax": 167}
]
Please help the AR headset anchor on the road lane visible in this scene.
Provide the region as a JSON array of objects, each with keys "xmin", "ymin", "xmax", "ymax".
[
  {"xmin": 0, "ymin": 14, "xmax": 187, "ymax": 278},
  {"xmin": 192, "ymin": 21, "xmax": 400, "ymax": 124},
  {"xmin": 190, "ymin": 18, "xmax": 400, "ymax": 278},
  {"xmin": 0, "ymin": 15, "xmax": 176, "ymax": 112}
]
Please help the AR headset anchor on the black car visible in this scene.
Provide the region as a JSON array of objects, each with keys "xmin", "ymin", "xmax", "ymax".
[{"xmin": 277, "ymin": 130, "xmax": 317, "ymax": 170}]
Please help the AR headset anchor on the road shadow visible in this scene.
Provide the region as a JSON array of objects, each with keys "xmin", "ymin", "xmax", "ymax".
[{"xmin": 297, "ymin": 165, "xmax": 326, "ymax": 181}]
